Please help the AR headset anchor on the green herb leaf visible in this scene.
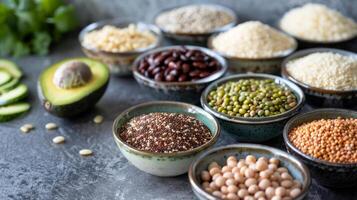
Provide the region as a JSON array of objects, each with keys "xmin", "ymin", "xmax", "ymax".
[
  {"xmin": 0, "ymin": 25, "xmax": 16, "ymax": 56},
  {"xmin": 52, "ymin": 5, "xmax": 78, "ymax": 33},
  {"xmin": 32, "ymin": 32, "xmax": 52, "ymax": 55},
  {"xmin": 36, "ymin": 0, "xmax": 63, "ymax": 16},
  {"xmin": 13, "ymin": 41, "xmax": 30, "ymax": 57}
]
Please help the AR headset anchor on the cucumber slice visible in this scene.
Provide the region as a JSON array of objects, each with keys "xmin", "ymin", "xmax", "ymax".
[
  {"xmin": 0, "ymin": 71, "xmax": 12, "ymax": 86},
  {"xmin": 0, "ymin": 59, "xmax": 22, "ymax": 78},
  {"xmin": 0, "ymin": 78, "xmax": 19, "ymax": 93},
  {"xmin": 0, "ymin": 103, "xmax": 30, "ymax": 122},
  {"xmin": 0, "ymin": 84, "xmax": 28, "ymax": 106}
]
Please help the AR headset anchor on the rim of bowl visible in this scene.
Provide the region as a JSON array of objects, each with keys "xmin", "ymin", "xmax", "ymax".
[
  {"xmin": 154, "ymin": 3, "xmax": 238, "ymax": 36},
  {"xmin": 132, "ymin": 45, "xmax": 228, "ymax": 86},
  {"xmin": 281, "ymin": 48, "xmax": 357, "ymax": 94},
  {"xmin": 79, "ymin": 18, "xmax": 162, "ymax": 55},
  {"xmin": 207, "ymin": 30, "xmax": 298, "ymax": 61},
  {"xmin": 200, "ymin": 73, "xmax": 305, "ymax": 124},
  {"xmin": 188, "ymin": 143, "xmax": 311, "ymax": 200},
  {"xmin": 112, "ymin": 101, "xmax": 221, "ymax": 157},
  {"xmin": 277, "ymin": 20, "xmax": 357, "ymax": 44},
  {"xmin": 283, "ymin": 108, "xmax": 357, "ymax": 168}
]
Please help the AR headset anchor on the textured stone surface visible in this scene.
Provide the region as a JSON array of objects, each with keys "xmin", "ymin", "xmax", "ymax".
[{"xmin": 1, "ymin": 0, "xmax": 357, "ymax": 200}]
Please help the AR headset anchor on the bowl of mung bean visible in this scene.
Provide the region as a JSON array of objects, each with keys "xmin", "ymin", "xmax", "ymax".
[
  {"xmin": 112, "ymin": 101, "xmax": 220, "ymax": 177},
  {"xmin": 201, "ymin": 73, "xmax": 305, "ymax": 142},
  {"xmin": 132, "ymin": 45, "xmax": 227, "ymax": 104},
  {"xmin": 79, "ymin": 18, "xmax": 162, "ymax": 76},
  {"xmin": 189, "ymin": 144, "xmax": 311, "ymax": 200},
  {"xmin": 283, "ymin": 108, "xmax": 357, "ymax": 188},
  {"xmin": 282, "ymin": 48, "xmax": 357, "ymax": 109},
  {"xmin": 154, "ymin": 4, "xmax": 237, "ymax": 43}
]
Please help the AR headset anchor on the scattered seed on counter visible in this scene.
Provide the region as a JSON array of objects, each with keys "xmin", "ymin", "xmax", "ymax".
[
  {"xmin": 93, "ymin": 115, "xmax": 104, "ymax": 124},
  {"xmin": 45, "ymin": 123, "xmax": 58, "ymax": 130},
  {"xmin": 137, "ymin": 46, "xmax": 221, "ymax": 82},
  {"xmin": 20, "ymin": 123, "xmax": 34, "ymax": 133},
  {"xmin": 118, "ymin": 112, "xmax": 212, "ymax": 153},
  {"xmin": 52, "ymin": 136, "xmax": 65, "ymax": 144},
  {"xmin": 79, "ymin": 149, "xmax": 93, "ymax": 156},
  {"xmin": 289, "ymin": 117, "xmax": 357, "ymax": 164},
  {"xmin": 207, "ymin": 78, "xmax": 298, "ymax": 118},
  {"xmin": 200, "ymin": 155, "xmax": 303, "ymax": 200}
]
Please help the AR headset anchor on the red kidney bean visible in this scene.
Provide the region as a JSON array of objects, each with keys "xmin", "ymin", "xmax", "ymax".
[{"xmin": 138, "ymin": 46, "xmax": 221, "ymax": 82}]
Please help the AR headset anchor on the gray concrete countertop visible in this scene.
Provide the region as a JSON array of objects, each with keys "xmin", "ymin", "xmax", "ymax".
[{"xmin": 1, "ymin": 0, "xmax": 357, "ymax": 199}]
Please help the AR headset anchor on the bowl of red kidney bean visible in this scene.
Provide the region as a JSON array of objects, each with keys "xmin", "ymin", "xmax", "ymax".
[{"xmin": 132, "ymin": 45, "xmax": 227, "ymax": 104}]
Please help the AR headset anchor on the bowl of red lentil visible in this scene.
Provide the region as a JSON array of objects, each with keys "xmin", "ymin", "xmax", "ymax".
[
  {"xmin": 112, "ymin": 101, "xmax": 220, "ymax": 177},
  {"xmin": 283, "ymin": 108, "xmax": 357, "ymax": 188},
  {"xmin": 189, "ymin": 144, "xmax": 311, "ymax": 200}
]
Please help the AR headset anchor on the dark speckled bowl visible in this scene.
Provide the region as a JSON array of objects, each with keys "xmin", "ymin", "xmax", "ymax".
[
  {"xmin": 281, "ymin": 48, "xmax": 357, "ymax": 109},
  {"xmin": 189, "ymin": 144, "xmax": 311, "ymax": 200},
  {"xmin": 283, "ymin": 108, "xmax": 357, "ymax": 188},
  {"xmin": 132, "ymin": 46, "xmax": 227, "ymax": 104},
  {"xmin": 201, "ymin": 73, "xmax": 305, "ymax": 142},
  {"xmin": 113, "ymin": 101, "xmax": 220, "ymax": 177}
]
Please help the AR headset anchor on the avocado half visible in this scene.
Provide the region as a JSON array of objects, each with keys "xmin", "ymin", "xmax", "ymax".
[{"xmin": 38, "ymin": 58, "xmax": 109, "ymax": 117}]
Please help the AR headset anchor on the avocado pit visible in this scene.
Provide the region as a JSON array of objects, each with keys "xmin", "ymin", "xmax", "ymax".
[{"xmin": 53, "ymin": 61, "xmax": 92, "ymax": 89}]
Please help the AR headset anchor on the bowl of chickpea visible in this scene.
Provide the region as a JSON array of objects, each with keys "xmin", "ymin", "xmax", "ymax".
[{"xmin": 188, "ymin": 144, "xmax": 311, "ymax": 200}]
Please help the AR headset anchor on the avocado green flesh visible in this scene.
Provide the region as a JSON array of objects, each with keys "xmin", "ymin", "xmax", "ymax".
[
  {"xmin": 0, "ymin": 78, "xmax": 19, "ymax": 93},
  {"xmin": 0, "ymin": 71, "xmax": 12, "ymax": 86},
  {"xmin": 39, "ymin": 58, "xmax": 109, "ymax": 106},
  {"xmin": 0, "ymin": 59, "xmax": 22, "ymax": 78},
  {"xmin": 0, "ymin": 84, "xmax": 28, "ymax": 106},
  {"xmin": 0, "ymin": 103, "xmax": 30, "ymax": 122}
]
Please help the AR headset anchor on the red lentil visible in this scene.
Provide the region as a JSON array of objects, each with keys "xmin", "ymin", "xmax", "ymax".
[{"xmin": 289, "ymin": 118, "xmax": 357, "ymax": 164}]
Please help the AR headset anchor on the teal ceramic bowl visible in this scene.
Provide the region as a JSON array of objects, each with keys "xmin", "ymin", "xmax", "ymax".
[
  {"xmin": 283, "ymin": 108, "xmax": 357, "ymax": 188},
  {"xmin": 189, "ymin": 144, "xmax": 311, "ymax": 200},
  {"xmin": 201, "ymin": 73, "xmax": 305, "ymax": 142},
  {"xmin": 112, "ymin": 101, "xmax": 220, "ymax": 177}
]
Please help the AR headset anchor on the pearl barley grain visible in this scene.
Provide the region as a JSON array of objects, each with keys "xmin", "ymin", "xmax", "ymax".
[
  {"xmin": 52, "ymin": 136, "xmax": 65, "ymax": 144},
  {"xmin": 93, "ymin": 115, "xmax": 104, "ymax": 124},
  {"xmin": 45, "ymin": 123, "xmax": 58, "ymax": 130}
]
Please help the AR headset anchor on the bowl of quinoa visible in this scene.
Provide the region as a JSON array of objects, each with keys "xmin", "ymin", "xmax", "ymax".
[
  {"xmin": 154, "ymin": 4, "xmax": 237, "ymax": 43},
  {"xmin": 208, "ymin": 21, "xmax": 297, "ymax": 74},
  {"xmin": 283, "ymin": 108, "xmax": 357, "ymax": 187},
  {"xmin": 112, "ymin": 101, "xmax": 220, "ymax": 177},
  {"xmin": 79, "ymin": 18, "xmax": 162, "ymax": 76},
  {"xmin": 282, "ymin": 48, "xmax": 357, "ymax": 108}
]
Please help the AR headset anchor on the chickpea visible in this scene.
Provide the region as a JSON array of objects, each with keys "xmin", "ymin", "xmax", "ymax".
[
  {"xmin": 209, "ymin": 167, "xmax": 221, "ymax": 176},
  {"xmin": 222, "ymin": 166, "xmax": 233, "ymax": 173},
  {"xmin": 210, "ymin": 182, "xmax": 219, "ymax": 190},
  {"xmin": 234, "ymin": 173, "xmax": 245, "ymax": 183},
  {"xmin": 260, "ymin": 169, "xmax": 273, "ymax": 178},
  {"xmin": 244, "ymin": 196, "xmax": 254, "ymax": 200},
  {"xmin": 248, "ymin": 185, "xmax": 259, "ymax": 194},
  {"xmin": 290, "ymin": 188, "xmax": 301, "ymax": 198},
  {"xmin": 205, "ymin": 187, "xmax": 213, "ymax": 193},
  {"xmin": 258, "ymin": 178, "xmax": 270, "ymax": 190},
  {"xmin": 281, "ymin": 180, "xmax": 293, "ymax": 188},
  {"xmin": 228, "ymin": 185, "xmax": 239, "ymax": 193},
  {"xmin": 265, "ymin": 187, "xmax": 275, "ymax": 198},
  {"xmin": 238, "ymin": 188, "xmax": 249, "ymax": 198},
  {"xmin": 202, "ymin": 181, "xmax": 210, "ymax": 188},
  {"xmin": 244, "ymin": 168, "xmax": 255, "ymax": 178},
  {"xmin": 201, "ymin": 170, "xmax": 211, "ymax": 181},
  {"xmin": 212, "ymin": 191, "xmax": 223, "ymax": 198},
  {"xmin": 269, "ymin": 158, "xmax": 280, "ymax": 165},
  {"xmin": 240, "ymin": 166, "xmax": 248, "ymax": 176},
  {"xmin": 277, "ymin": 167, "xmax": 288, "ymax": 173},
  {"xmin": 281, "ymin": 172, "xmax": 292, "ymax": 180},
  {"xmin": 215, "ymin": 176, "xmax": 227, "ymax": 187},
  {"xmin": 228, "ymin": 160, "xmax": 238, "ymax": 168},
  {"xmin": 212, "ymin": 173, "xmax": 221, "ymax": 181},
  {"xmin": 256, "ymin": 159, "xmax": 268, "ymax": 171},
  {"xmin": 254, "ymin": 191, "xmax": 265, "ymax": 199},
  {"xmin": 224, "ymin": 172, "xmax": 234, "ymax": 179},
  {"xmin": 258, "ymin": 197, "xmax": 267, "ymax": 200},
  {"xmin": 237, "ymin": 160, "xmax": 246, "ymax": 168},
  {"xmin": 275, "ymin": 187, "xmax": 286, "ymax": 197},
  {"xmin": 282, "ymin": 197, "xmax": 292, "ymax": 200},
  {"xmin": 226, "ymin": 178, "xmax": 237, "ymax": 186},
  {"xmin": 246, "ymin": 155, "xmax": 257, "ymax": 164},
  {"xmin": 258, "ymin": 156, "xmax": 268, "ymax": 163},
  {"xmin": 221, "ymin": 185, "xmax": 229, "ymax": 194},
  {"xmin": 232, "ymin": 167, "xmax": 240, "ymax": 174},
  {"xmin": 239, "ymin": 183, "xmax": 246, "ymax": 189},
  {"xmin": 208, "ymin": 162, "xmax": 220, "ymax": 170},
  {"xmin": 271, "ymin": 196, "xmax": 282, "ymax": 200},
  {"xmin": 268, "ymin": 163, "xmax": 278, "ymax": 171},
  {"xmin": 227, "ymin": 156, "xmax": 238, "ymax": 162},
  {"xmin": 227, "ymin": 192, "xmax": 239, "ymax": 200},
  {"xmin": 270, "ymin": 172, "xmax": 281, "ymax": 181},
  {"xmin": 245, "ymin": 178, "xmax": 257, "ymax": 187},
  {"xmin": 292, "ymin": 180, "xmax": 302, "ymax": 189},
  {"xmin": 271, "ymin": 181, "xmax": 279, "ymax": 188}
]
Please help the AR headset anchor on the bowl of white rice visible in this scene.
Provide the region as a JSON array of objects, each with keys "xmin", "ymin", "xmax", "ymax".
[
  {"xmin": 279, "ymin": 3, "xmax": 357, "ymax": 44},
  {"xmin": 208, "ymin": 21, "xmax": 297, "ymax": 74},
  {"xmin": 282, "ymin": 48, "xmax": 357, "ymax": 108}
]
